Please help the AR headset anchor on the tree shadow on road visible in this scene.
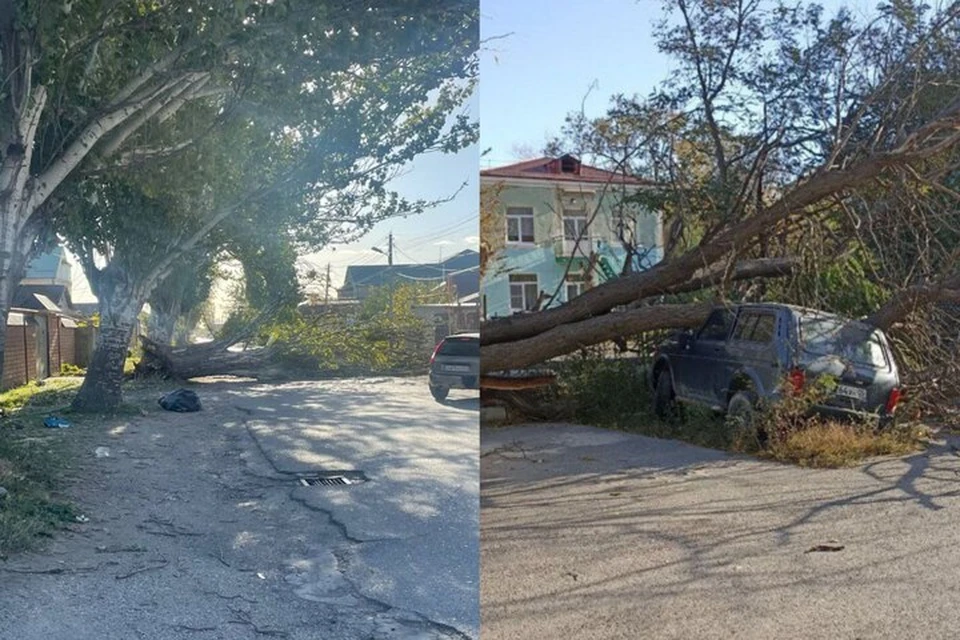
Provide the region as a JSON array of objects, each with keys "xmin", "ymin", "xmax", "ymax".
[{"xmin": 481, "ymin": 423, "xmax": 960, "ymax": 633}]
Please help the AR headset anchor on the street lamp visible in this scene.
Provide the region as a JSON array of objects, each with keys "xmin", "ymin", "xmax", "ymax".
[{"xmin": 371, "ymin": 232, "xmax": 394, "ymax": 265}]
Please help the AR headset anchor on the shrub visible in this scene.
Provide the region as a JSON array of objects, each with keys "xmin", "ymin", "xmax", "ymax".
[
  {"xmin": 728, "ymin": 375, "xmax": 922, "ymax": 466},
  {"xmin": 60, "ymin": 363, "xmax": 85, "ymax": 376}
]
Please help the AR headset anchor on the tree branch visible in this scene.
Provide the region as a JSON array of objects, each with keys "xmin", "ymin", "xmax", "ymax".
[
  {"xmin": 29, "ymin": 77, "xmax": 188, "ymax": 212},
  {"xmin": 481, "ymin": 302, "xmax": 715, "ymax": 373},
  {"xmin": 866, "ymin": 276, "xmax": 960, "ymax": 330}
]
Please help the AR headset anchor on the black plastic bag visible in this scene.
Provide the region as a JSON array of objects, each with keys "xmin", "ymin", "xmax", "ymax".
[{"xmin": 158, "ymin": 389, "xmax": 202, "ymax": 412}]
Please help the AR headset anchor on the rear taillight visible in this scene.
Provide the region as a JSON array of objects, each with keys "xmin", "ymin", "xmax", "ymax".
[
  {"xmin": 788, "ymin": 368, "xmax": 805, "ymax": 395},
  {"xmin": 429, "ymin": 341, "xmax": 443, "ymax": 364},
  {"xmin": 885, "ymin": 388, "xmax": 901, "ymax": 413}
]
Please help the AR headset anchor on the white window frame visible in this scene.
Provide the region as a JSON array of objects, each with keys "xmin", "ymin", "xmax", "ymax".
[
  {"xmin": 565, "ymin": 280, "xmax": 585, "ymax": 302},
  {"xmin": 564, "ymin": 270, "xmax": 587, "ymax": 302},
  {"xmin": 506, "ymin": 207, "xmax": 535, "ymax": 244},
  {"xmin": 509, "ymin": 273, "xmax": 539, "ymax": 313},
  {"xmin": 562, "ymin": 209, "xmax": 589, "ymax": 242}
]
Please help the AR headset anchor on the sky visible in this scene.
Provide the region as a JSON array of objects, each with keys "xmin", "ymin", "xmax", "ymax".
[
  {"xmin": 297, "ymin": 89, "xmax": 480, "ymax": 298},
  {"xmin": 479, "ymin": 0, "xmax": 883, "ymax": 168}
]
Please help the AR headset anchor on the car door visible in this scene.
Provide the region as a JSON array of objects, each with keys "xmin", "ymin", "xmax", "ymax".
[
  {"xmin": 726, "ymin": 309, "xmax": 781, "ymax": 397},
  {"xmin": 675, "ymin": 308, "xmax": 734, "ymax": 403}
]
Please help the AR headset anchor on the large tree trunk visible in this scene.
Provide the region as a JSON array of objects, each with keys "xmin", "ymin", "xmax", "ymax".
[
  {"xmin": 146, "ymin": 298, "xmax": 181, "ymax": 346},
  {"xmin": 71, "ymin": 270, "xmax": 143, "ymax": 412},
  {"xmin": 866, "ymin": 278, "xmax": 960, "ymax": 331},
  {"xmin": 138, "ymin": 337, "xmax": 277, "ymax": 379},
  {"xmin": 481, "ymin": 303, "xmax": 714, "ymax": 373},
  {"xmin": 0, "ymin": 238, "xmax": 31, "ymax": 383},
  {"xmin": 481, "ymin": 257, "xmax": 801, "ymax": 372}
]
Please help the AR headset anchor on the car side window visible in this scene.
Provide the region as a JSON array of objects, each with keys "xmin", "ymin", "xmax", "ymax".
[
  {"xmin": 698, "ymin": 309, "xmax": 733, "ymax": 341},
  {"xmin": 732, "ymin": 312, "xmax": 776, "ymax": 344},
  {"xmin": 751, "ymin": 314, "xmax": 776, "ymax": 343},
  {"xmin": 732, "ymin": 313, "xmax": 758, "ymax": 341}
]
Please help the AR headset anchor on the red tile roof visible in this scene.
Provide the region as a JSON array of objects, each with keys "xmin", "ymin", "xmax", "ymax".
[{"xmin": 480, "ymin": 156, "xmax": 653, "ymax": 185}]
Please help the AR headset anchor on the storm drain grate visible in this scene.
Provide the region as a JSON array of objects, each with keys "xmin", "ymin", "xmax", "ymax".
[
  {"xmin": 300, "ymin": 476, "xmax": 349, "ymax": 487},
  {"xmin": 296, "ymin": 471, "xmax": 367, "ymax": 487}
]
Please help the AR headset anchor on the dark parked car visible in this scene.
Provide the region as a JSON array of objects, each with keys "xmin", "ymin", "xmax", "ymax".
[
  {"xmin": 428, "ymin": 332, "xmax": 480, "ymax": 401},
  {"xmin": 650, "ymin": 303, "xmax": 901, "ymax": 427}
]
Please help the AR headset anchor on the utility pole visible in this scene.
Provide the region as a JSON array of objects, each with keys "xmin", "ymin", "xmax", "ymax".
[
  {"xmin": 388, "ymin": 232, "xmax": 394, "ymax": 266},
  {"xmin": 324, "ymin": 262, "xmax": 331, "ymax": 303}
]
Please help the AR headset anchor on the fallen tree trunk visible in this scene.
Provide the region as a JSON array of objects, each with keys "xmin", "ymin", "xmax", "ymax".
[
  {"xmin": 626, "ymin": 256, "xmax": 800, "ymax": 307},
  {"xmin": 138, "ymin": 336, "xmax": 280, "ymax": 380},
  {"xmin": 481, "ymin": 302, "xmax": 714, "ymax": 373},
  {"xmin": 481, "ymin": 277, "xmax": 960, "ymax": 373}
]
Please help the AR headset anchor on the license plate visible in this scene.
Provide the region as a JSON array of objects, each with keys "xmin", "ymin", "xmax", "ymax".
[
  {"xmin": 836, "ymin": 385, "xmax": 866, "ymax": 401},
  {"xmin": 442, "ymin": 365, "xmax": 470, "ymax": 372}
]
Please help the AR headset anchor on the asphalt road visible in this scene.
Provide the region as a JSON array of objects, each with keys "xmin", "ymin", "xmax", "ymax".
[
  {"xmin": 0, "ymin": 376, "xmax": 478, "ymax": 640},
  {"xmin": 237, "ymin": 377, "xmax": 480, "ymax": 637},
  {"xmin": 482, "ymin": 424, "xmax": 960, "ymax": 640}
]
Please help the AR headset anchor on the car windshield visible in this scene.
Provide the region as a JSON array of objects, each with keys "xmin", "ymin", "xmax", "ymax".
[
  {"xmin": 799, "ymin": 316, "xmax": 888, "ymax": 368},
  {"xmin": 438, "ymin": 338, "xmax": 479, "ymax": 357}
]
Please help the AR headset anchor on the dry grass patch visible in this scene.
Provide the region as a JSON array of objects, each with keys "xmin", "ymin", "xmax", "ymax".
[{"xmin": 761, "ymin": 420, "xmax": 923, "ymax": 467}]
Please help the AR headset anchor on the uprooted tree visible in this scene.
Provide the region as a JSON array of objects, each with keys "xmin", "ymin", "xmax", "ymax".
[
  {"xmin": 22, "ymin": 1, "xmax": 477, "ymax": 411},
  {"xmin": 482, "ymin": 0, "xmax": 960, "ymax": 412}
]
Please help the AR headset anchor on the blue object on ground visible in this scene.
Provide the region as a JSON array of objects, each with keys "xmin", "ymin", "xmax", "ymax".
[{"xmin": 44, "ymin": 416, "xmax": 71, "ymax": 429}]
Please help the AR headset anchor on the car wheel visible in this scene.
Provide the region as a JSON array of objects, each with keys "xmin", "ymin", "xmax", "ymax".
[
  {"xmin": 430, "ymin": 385, "xmax": 449, "ymax": 402},
  {"xmin": 653, "ymin": 372, "xmax": 681, "ymax": 421}
]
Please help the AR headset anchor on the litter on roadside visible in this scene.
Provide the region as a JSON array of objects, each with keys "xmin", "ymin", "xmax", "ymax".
[
  {"xmin": 158, "ymin": 389, "xmax": 202, "ymax": 413},
  {"xmin": 94, "ymin": 446, "xmax": 110, "ymax": 458},
  {"xmin": 43, "ymin": 416, "xmax": 71, "ymax": 429}
]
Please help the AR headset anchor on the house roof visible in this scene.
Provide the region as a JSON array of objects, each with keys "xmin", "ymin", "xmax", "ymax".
[
  {"xmin": 341, "ymin": 264, "xmax": 449, "ymax": 293},
  {"xmin": 446, "ymin": 266, "xmax": 479, "ymax": 298},
  {"xmin": 13, "ymin": 284, "xmax": 73, "ymax": 312},
  {"xmin": 480, "ymin": 155, "xmax": 653, "ymax": 185},
  {"xmin": 340, "ymin": 251, "xmax": 480, "ymax": 296},
  {"xmin": 440, "ymin": 249, "xmax": 480, "ymax": 270}
]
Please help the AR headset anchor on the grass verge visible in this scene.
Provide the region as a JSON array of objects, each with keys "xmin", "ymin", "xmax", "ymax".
[
  {"xmin": 553, "ymin": 356, "xmax": 923, "ymax": 467},
  {"xmin": 0, "ymin": 378, "xmax": 84, "ymax": 557},
  {"xmin": 0, "ymin": 377, "xmax": 83, "ymax": 414}
]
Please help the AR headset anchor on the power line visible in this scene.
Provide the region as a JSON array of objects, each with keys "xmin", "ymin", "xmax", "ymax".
[{"xmin": 405, "ymin": 214, "xmax": 478, "ymax": 248}]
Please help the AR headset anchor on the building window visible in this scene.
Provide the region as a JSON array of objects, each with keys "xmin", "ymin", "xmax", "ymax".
[
  {"xmin": 565, "ymin": 281, "xmax": 585, "ymax": 301},
  {"xmin": 509, "ymin": 274, "xmax": 539, "ymax": 313},
  {"xmin": 564, "ymin": 270, "xmax": 587, "ymax": 301},
  {"xmin": 562, "ymin": 209, "xmax": 588, "ymax": 242},
  {"xmin": 506, "ymin": 207, "xmax": 535, "ymax": 243}
]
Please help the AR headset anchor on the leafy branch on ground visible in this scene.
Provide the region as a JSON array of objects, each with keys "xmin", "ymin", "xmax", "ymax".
[{"xmin": 266, "ymin": 283, "xmax": 444, "ymax": 376}]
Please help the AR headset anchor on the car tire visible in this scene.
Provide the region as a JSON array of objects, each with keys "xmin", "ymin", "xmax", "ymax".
[
  {"xmin": 430, "ymin": 385, "xmax": 449, "ymax": 402},
  {"xmin": 653, "ymin": 371, "xmax": 680, "ymax": 421}
]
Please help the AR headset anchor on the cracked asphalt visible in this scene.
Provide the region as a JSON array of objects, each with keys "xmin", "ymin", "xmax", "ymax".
[
  {"xmin": 0, "ymin": 376, "xmax": 478, "ymax": 640},
  {"xmin": 482, "ymin": 423, "xmax": 960, "ymax": 640}
]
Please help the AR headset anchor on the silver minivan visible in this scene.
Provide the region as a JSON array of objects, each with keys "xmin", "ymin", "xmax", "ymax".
[{"xmin": 428, "ymin": 332, "xmax": 480, "ymax": 402}]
